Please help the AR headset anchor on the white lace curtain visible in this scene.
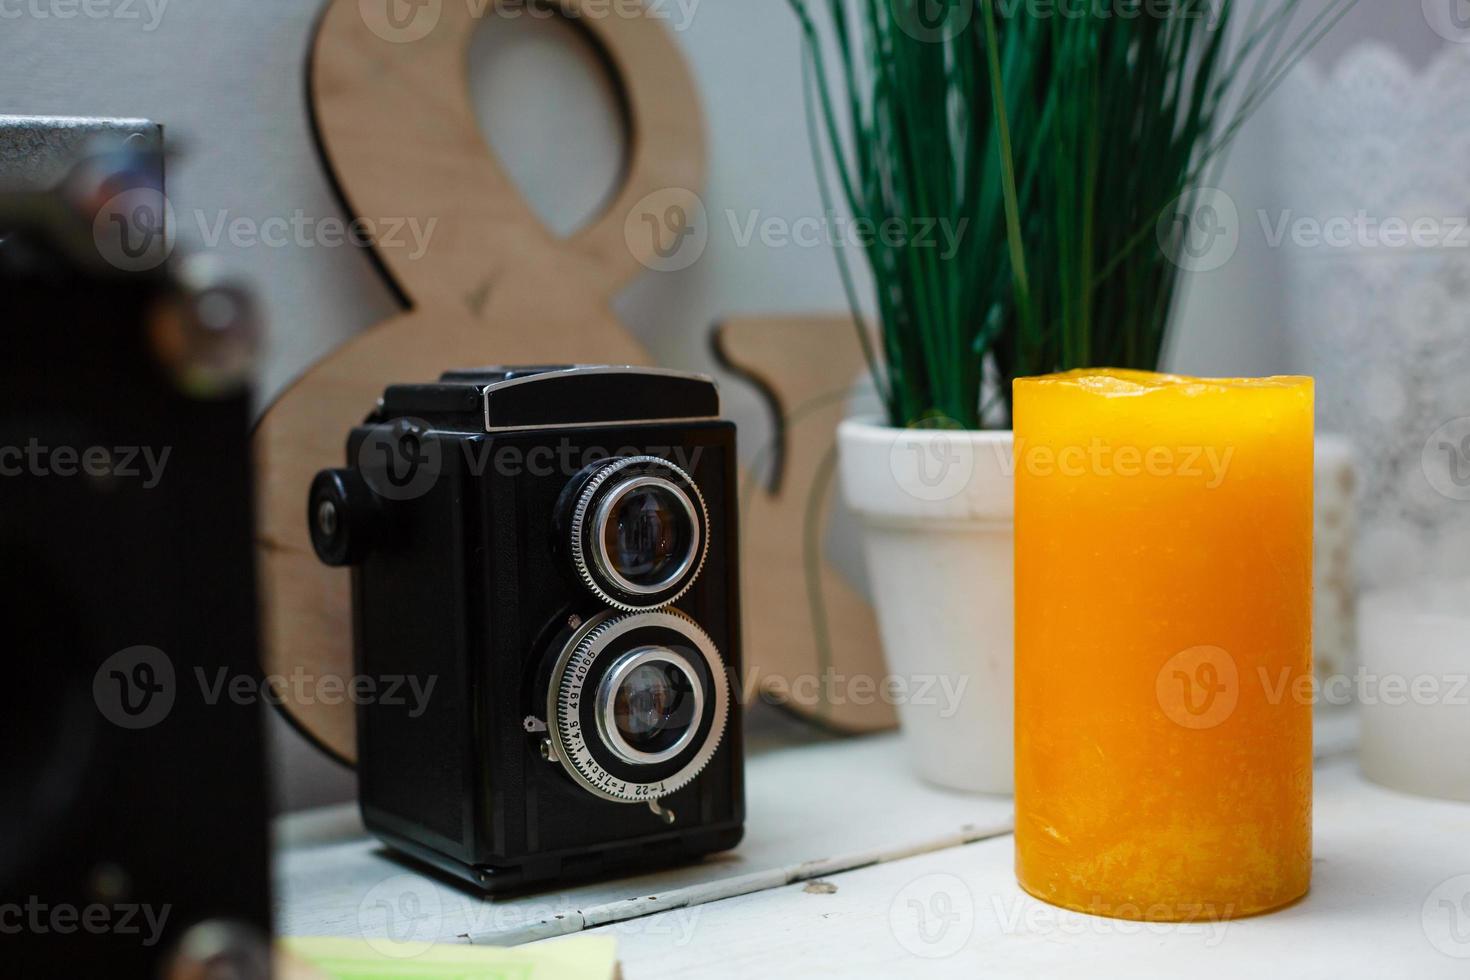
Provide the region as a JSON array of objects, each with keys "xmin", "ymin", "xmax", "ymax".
[{"xmin": 1276, "ymin": 43, "xmax": 1470, "ymax": 591}]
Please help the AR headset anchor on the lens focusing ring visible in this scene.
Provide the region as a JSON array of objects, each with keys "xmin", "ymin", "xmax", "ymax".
[
  {"xmin": 546, "ymin": 609, "xmax": 729, "ymax": 804},
  {"xmin": 569, "ymin": 456, "xmax": 709, "ymax": 611}
]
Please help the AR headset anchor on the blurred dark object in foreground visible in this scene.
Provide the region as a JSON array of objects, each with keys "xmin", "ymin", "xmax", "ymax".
[{"xmin": 0, "ymin": 119, "xmax": 271, "ymax": 979}]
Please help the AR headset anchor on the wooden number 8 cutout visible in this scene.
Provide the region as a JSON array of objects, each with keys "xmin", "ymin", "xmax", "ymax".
[{"xmin": 254, "ymin": 0, "xmax": 704, "ymax": 762}]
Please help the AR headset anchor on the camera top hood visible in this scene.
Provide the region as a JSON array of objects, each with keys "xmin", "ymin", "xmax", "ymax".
[{"xmin": 375, "ymin": 365, "xmax": 722, "ymax": 433}]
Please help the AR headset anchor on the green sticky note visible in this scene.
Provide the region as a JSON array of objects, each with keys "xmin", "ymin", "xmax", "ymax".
[{"xmin": 280, "ymin": 934, "xmax": 618, "ymax": 980}]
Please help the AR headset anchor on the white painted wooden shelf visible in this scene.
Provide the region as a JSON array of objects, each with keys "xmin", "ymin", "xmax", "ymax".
[
  {"xmin": 276, "ymin": 722, "xmax": 1015, "ymax": 947},
  {"xmin": 276, "ymin": 709, "xmax": 1470, "ymax": 976}
]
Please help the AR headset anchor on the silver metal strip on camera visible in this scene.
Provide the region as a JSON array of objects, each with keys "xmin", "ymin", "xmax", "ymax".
[{"xmin": 479, "ymin": 366, "xmax": 722, "ymax": 433}]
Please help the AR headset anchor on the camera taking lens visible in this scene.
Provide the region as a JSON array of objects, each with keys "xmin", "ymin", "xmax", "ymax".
[
  {"xmin": 546, "ymin": 608, "xmax": 729, "ymax": 804},
  {"xmin": 600, "ymin": 648, "xmax": 703, "ymax": 764}
]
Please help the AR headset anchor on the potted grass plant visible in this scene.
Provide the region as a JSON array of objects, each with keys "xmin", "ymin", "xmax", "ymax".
[{"xmin": 790, "ymin": 0, "xmax": 1355, "ymax": 792}]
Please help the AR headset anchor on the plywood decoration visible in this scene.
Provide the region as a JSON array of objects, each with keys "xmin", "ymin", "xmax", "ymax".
[
  {"xmin": 715, "ymin": 317, "xmax": 896, "ymax": 733},
  {"xmin": 256, "ymin": 0, "xmax": 891, "ymax": 763}
]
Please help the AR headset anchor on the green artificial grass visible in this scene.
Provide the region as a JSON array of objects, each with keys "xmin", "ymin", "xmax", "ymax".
[{"xmin": 789, "ymin": 0, "xmax": 1359, "ymax": 428}]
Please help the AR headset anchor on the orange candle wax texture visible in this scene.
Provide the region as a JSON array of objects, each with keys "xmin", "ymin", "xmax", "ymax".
[{"xmin": 1013, "ymin": 369, "xmax": 1314, "ymax": 922}]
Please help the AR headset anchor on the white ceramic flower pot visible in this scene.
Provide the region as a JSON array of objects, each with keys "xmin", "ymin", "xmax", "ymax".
[{"xmin": 837, "ymin": 418, "xmax": 1014, "ymax": 794}]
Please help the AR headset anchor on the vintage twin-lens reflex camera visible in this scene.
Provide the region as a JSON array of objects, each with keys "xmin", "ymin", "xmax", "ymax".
[{"xmin": 308, "ymin": 366, "xmax": 744, "ymax": 891}]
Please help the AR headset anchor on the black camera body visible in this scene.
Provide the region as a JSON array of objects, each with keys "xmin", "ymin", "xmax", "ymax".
[{"xmin": 309, "ymin": 366, "xmax": 744, "ymax": 892}]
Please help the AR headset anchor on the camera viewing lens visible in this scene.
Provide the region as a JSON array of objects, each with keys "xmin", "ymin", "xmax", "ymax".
[
  {"xmin": 603, "ymin": 482, "xmax": 694, "ymax": 591},
  {"xmin": 598, "ymin": 647, "xmax": 704, "ymax": 765},
  {"xmin": 569, "ymin": 458, "xmax": 708, "ymax": 610}
]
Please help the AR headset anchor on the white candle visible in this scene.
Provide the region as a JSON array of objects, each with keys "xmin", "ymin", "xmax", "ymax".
[{"xmin": 1359, "ymin": 579, "xmax": 1470, "ymax": 801}]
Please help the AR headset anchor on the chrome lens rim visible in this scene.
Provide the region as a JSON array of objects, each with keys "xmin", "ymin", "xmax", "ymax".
[
  {"xmin": 591, "ymin": 476, "xmax": 701, "ymax": 598},
  {"xmin": 569, "ymin": 456, "xmax": 709, "ymax": 611},
  {"xmin": 595, "ymin": 646, "xmax": 705, "ymax": 765}
]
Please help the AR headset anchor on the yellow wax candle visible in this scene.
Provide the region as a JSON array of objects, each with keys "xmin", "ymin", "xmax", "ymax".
[{"xmin": 1013, "ymin": 369, "xmax": 1314, "ymax": 922}]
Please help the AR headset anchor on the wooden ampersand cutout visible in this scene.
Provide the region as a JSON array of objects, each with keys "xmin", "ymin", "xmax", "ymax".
[
  {"xmin": 257, "ymin": 0, "xmax": 701, "ymax": 762},
  {"xmin": 257, "ymin": 0, "xmax": 894, "ymax": 762}
]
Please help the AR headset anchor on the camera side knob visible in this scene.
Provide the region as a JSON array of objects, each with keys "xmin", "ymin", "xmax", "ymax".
[{"xmin": 308, "ymin": 469, "xmax": 377, "ymax": 567}]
